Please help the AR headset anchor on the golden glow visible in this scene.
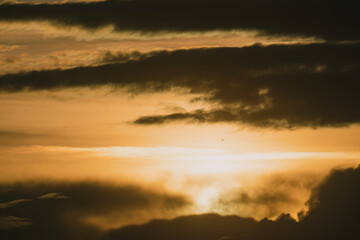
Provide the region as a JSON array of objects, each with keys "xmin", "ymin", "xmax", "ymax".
[
  {"xmin": 193, "ymin": 186, "xmax": 220, "ymax": 213},
  {"xmin": 10, "ymin": 144, "xmax": 360, "ymax": 173},
  {"xmin": 0, "ymin": 4, "xmax": 359, "ymax": 236},
  {"xmin": 0, "ymin": 21, "xmax": 322, "ymax": 74}
]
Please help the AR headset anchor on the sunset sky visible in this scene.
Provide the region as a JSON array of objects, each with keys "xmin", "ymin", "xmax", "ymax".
[{"xmin": 1, "ymin": 1, "xmax": 360, "ymax": 239}]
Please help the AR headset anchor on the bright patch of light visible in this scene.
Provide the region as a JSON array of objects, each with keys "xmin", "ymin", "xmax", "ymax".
[{"xmin": 193, "ymin": 187, "xmax": 219, "ymax": 213}]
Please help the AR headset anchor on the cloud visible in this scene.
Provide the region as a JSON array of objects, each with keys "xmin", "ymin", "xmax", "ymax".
[
  {"xmin": 100, "ymin": 50, "xmax": 146, "ymax": 64},
  {"xmin": 37, "ymin": 192, "xmax": 68, "ymax": 199},
  {"xmin": 299, "ymin": 166, "xmax": 360, "ymax": 239},
  {"xmin": 106, "ymin": 213, "xmax": 298, "ymax": 240},
  {"xmin": 2, "ymin": 42, "xmax": 359, "ymax": 128},
  {"xmin": 214, "ymin": 172, "xmax": 321, "ymax": 219},
  {"xmin": 0, "ymin": 199, "xmax": 31, "ymax": 208},
  {"xmin": 0, "ymin": 0, "xmax": 358, "ymax": 41},
  {"xmin": 0, "ymin": 180, "xmax": 191, "ymax": 240},
  {"xmin": 107, "ymin": 213, "xmax": 259, "ymax": 240},
  {"xmin": 1, "ymin": 165, "xmax": 360, "ymax": 239},
  {"xmin": 107, "ymin": 165, "xmax": 360, "ymax": 240},
  {"xmin": 0, "ymin": 216, "xmax": 32, "ymax": 230}
]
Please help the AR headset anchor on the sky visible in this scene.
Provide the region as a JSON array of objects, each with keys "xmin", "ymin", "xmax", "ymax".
[{"xmin": 0, "ymin": 0, "xmax": 360, "ymax": 239}]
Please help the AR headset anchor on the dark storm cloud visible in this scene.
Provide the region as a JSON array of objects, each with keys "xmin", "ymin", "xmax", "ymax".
[
  {"xmin": 0, "ymin": 181, "xmax": 190, "ymax": 240},
  {"xmin": 1, "ymin": 42, "xmax": 360, "ymax": 128},
  {"xmin": 0, "ymin": 0, "xmax": 359, "ymax": 41}
]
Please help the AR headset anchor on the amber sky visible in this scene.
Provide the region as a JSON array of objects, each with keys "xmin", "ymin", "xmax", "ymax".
[{"xmin": 0, "ymin": 1, "xmax": 360, "ymax": 240}]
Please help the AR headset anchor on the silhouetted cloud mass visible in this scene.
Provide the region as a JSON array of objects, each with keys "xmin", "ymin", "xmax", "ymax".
[
  {"xmin": 0, "ymin": 0, "xmax": 359, "ymax": 41},
  {"xmin": 0, "ymin": 181, "xmax": 190, "ymax": 240},
  {"xmin": 107, "ymin": 165, "xmax": 360, "ymax": 240},
  {"xmin": 107, "ymin": 214, "xmax": 260, "ymax": 240},
  {"xmin": 299, "ymin": 166, "xmax": 360, "ymax": 239},
  {"xmin": 1, "ymin": 166, "xmax": 360, "ymax": 240},
  {"xmin": 1, "ymin": 43, "xmax": 359, "ymax": 128}
]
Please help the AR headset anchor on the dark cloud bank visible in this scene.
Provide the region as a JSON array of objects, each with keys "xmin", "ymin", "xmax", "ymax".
[
  {"xmin": 107, "ymin": 166, "xmax": 360, "ymax": 240},
  {"xmin": 0, "ymin": 0, "xmax": 359, "ymax": 41},
  {"xmin": 0, "ymin": 181, "xmax": 190, "ymax": 239},
  {"xmin": 1, "ymin": 43, "xmax": 360, "ymax": 128},
  {"xmin": 1, "ymin": 166, "xmax": 360, "ymax": 240}
]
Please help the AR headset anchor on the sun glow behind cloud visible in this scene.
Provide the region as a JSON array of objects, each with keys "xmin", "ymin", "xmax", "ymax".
[
  {"xmin": 0, "ymin": 1, "xmax": 360, "ymax": 239},
  {"xmin": 3, "ymin": 145, "xmax": 359, "ymax": 216}
]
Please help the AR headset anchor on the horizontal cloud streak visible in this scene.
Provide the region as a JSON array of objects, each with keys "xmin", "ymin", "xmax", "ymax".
[
  {"xmin": 2, "ymin": 43, "xmax": 359, "ymax": 128},
  {"xmin": 0, "ymin": 199, "xmax": 31, "ymax": 208},
  {"xmin": 37, "ymin": 192, "xmax": 67, "ymax": 199},
  {"xmin": 0, "ymin": 216, "xmax": 32, "ymax": 230},
  {"xmin": 0, "ymin": 0, "xmax": 358, "ymax": 41}
]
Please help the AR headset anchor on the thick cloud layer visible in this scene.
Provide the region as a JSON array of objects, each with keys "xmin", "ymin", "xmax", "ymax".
[
  {"xmin": 1, "ymin": 43, "xmax": 360, "ymax": 128},
  {"xmin": 107, "ymin": 213, "xmax": 260, "ymax": 240},
  {"xmin": 107, "ymin": 165, "xmax": 360, "ymax": 240},
  {"xmin": 0, "ymin": 181, "xmax": 190, "ymax": 240},
  {"xmin": 1, "ymin": 166, "xmax": 360, "ymax": 240},
  {"xmin": 299, "ymin": 166, "xmax": 360, "ymax": 239},
  {"xmin": 0, "ymin": 0, "xmax": 358, "ymax": 41}
]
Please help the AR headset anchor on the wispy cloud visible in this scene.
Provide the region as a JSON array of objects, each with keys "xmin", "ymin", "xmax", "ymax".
[
  {"xmin": 0, "ymin": 216, "xmax": 31, "ymax": 230},
  {"xmin": 37, "ymin": 192, "xmax": 67, "ymax": 199},
  {"xmin": 0, "ymin": 198, "xmax": 31, "ymax": 208}
]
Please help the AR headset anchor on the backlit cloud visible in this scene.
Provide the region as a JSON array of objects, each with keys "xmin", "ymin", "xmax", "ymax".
[
  {"xmin": 1, "ymin": 43, "xmax": 359, "ymax": 128},
  {"xmin": 0, "ymin": 0, "xmax": 358, "ymax": 41}
]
